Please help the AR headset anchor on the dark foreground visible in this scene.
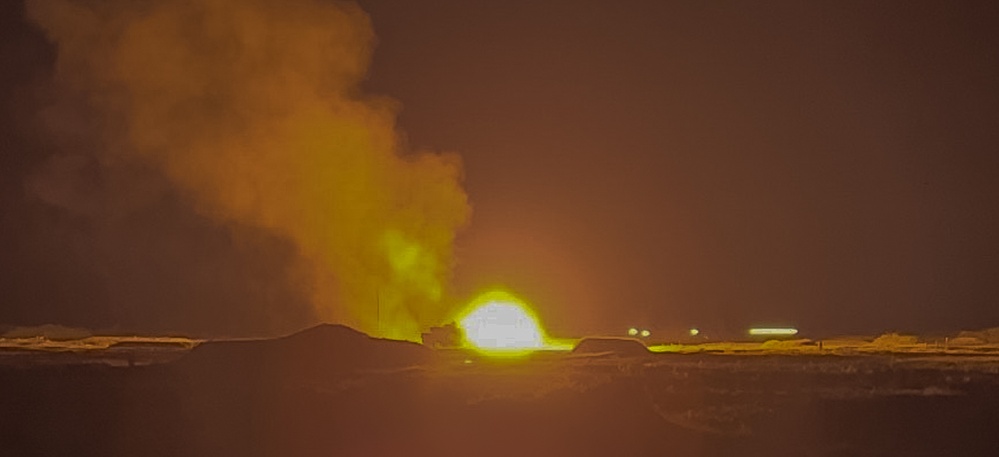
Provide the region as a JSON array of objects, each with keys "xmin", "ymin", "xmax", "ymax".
[{"xmin": 2, "ymin": 325, "xmax": 998, "ymax": 457}]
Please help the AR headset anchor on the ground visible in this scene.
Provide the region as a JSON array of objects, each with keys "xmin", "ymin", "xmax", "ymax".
[{"xmin": 2, "ymin": 326, "xmax": 998, "ymax": 456}]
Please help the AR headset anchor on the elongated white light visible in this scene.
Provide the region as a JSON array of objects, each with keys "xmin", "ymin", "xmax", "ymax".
[{"xmin": 749, "ymin": 327, "xmax": 798, "ymax": 336}]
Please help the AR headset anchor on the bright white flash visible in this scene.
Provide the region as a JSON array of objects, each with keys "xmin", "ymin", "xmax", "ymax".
[{"xmin": 459, "ymin": 301, "xmax": 543, "ymax": 351}]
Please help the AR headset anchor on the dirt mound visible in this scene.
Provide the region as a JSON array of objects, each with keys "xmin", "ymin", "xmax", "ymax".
[
  {"xmin": 957, "ymin": 327, "xmax": 999, "ymax": 344},
  {"xmin": 176, "ymin": 324, "xmax": 432, "ymax": 381},
  {"xmin": 871, "ymin": 332, "xmax": 919, "ymax": 348},
  {"xmin": 947, "ymin": 336, "xmax": 985, "ymax": 346},
  {"xmin": 572, "ymin": 337, "xmax": 650, "ymax": 357}
]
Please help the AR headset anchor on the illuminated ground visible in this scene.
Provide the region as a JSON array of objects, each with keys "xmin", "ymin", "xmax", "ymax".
[{"xmin": 2, "ymin": 327, "xmax": 999, "ymax": 456}]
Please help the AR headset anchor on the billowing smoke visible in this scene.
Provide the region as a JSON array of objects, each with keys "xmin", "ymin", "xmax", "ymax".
[{"xmin": 24, "ymin": 0, "xmax": 470, "ymax": 339}]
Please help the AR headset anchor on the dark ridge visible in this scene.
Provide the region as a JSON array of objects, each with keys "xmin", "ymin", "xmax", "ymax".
[
  {"xmin": 572, "ymin": 337, "xmax": 650, "ymax": 357},
  {"xmin": 176, "ymin": 324, "xmax": 432, "ymax": 381}
]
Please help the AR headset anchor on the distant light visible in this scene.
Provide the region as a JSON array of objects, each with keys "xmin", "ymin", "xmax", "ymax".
[
  {"xmin": 689, "ymin": 328, "xmax": 699, "ymax": 336},
  {"xmin": 640, "ymin": 329, "xmax": 651, "ymax": 337},
  {"xmin": 628, "ymin": 327, "xmax": 639, "ymax": 336},
  {"xmin": 749, "ymin": 327, "xmax": 798, "ymax": 336}
]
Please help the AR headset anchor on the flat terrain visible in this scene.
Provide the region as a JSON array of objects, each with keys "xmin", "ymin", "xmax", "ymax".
[{"xmin": 2, "ymin": 326, "xmax": 998, "ymax": 456}]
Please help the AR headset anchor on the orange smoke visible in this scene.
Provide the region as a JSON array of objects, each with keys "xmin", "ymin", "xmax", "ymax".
[{"xmin": 27, "ymin": 0, "xmax": 470, "ymax": 340}]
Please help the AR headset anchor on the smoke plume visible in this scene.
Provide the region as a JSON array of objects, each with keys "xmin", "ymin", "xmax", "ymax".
[{"xmin": 25, "ymin": 0, "xmax": 470, "ymax": 339}]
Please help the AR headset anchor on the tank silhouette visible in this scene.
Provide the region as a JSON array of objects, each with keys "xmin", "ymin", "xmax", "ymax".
[{"xmin": 421, "ymin": 322, "xmax": 462, "ymax": 348}]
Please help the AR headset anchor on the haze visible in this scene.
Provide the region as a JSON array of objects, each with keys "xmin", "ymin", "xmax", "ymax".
[
  {"xmin": 2, "ymin": 0, "xmax": 998, "ymax": 339},
  {"xmin": 362, "ymin": 0, "xmax": 999, "ymax": 337}
]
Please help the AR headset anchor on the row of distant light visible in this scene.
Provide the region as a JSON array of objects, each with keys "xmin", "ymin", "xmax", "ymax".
[
  {"xmin": 627, "ymin": 327, "xmax": 798, "ymax": 338},
  {"xmin": 627, "ymin": 327, "xmax": 652, "ymax": 338}
]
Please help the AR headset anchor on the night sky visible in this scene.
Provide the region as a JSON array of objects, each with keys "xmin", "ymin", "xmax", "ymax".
[{"xmin": 3, "ymin": 0, "xmax": 999, "ymax": 338}]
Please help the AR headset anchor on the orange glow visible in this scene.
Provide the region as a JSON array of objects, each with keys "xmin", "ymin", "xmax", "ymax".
[{"xmin": 26, "ymin": 0, "xmax": 471, "ymax": 341}]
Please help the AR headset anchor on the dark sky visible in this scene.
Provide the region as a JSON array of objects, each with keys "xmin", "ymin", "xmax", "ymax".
[
  {"xmin": 3, "ymin": 0, "xmax": 999, "ymax": 337},
  {"xmin": 358, "ymin": 0, "xmax": 999, "ymax": 337}
]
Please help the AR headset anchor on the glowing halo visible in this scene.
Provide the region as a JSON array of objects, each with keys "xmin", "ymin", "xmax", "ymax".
[{"xmin": 456, "ymin": 290, "xmax": 548, "ymax": 355}]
